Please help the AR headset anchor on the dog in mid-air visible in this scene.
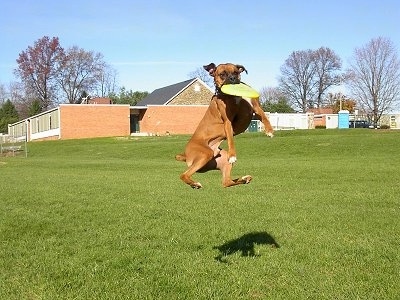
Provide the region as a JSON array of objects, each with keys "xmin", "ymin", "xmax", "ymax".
[{"xmin": 175, "ymin": 63, "xmax": 274, "ymax": 188}]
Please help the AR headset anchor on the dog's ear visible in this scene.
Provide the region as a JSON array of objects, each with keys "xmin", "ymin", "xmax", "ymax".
[
  {"xmin": 203, "ymin": 63, "xmax": 216, "ymax": 77},
  {"xmin": 236, "ymin": 65, "xmax": 248, "ymax": 74}
]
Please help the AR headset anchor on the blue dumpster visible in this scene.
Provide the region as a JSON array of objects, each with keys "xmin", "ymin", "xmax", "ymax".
[
  {"xmin": 338, "ymin": 110, "xmax": 349, "ymax": 129},
  {"xmin": 248, "ymin": 120, "xmax": 259, "ymax": 132}
]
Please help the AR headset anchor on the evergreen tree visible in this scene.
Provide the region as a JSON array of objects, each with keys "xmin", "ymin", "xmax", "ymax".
[
  {"xmin": 0, "ymin": 100, "xmax": 19, "ymax": 133},
  {"xmin": 28, "ymin": 100, "xmax": 42, "ymax": 116}
]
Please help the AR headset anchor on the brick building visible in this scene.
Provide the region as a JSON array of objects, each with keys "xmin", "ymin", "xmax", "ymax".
[
  {"xmin": 8, "ymin": 79, "xmax": 214, "ymax": 141},
  {"xmin": 132, "ymin": 78, "xmax": 213, "ymax": 135},
  {"xmin": 8, "ymin": 103, "xmax": 131, "ymax": 141}
]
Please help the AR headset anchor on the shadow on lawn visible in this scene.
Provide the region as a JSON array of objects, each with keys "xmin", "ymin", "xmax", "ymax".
[{"xmin": 214, "ymin": 232, "xmax": 279, "ymax": 263}]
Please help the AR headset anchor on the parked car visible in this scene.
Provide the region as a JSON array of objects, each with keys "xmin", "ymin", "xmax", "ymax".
[{"xmin": 349, "ymin": 120, "xmax": 379, "ymax": 128}]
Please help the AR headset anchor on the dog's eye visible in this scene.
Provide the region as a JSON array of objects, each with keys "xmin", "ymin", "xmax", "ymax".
[{"xmin": 219, "ymin": 72, "xmax": 227, "ymax": 79}]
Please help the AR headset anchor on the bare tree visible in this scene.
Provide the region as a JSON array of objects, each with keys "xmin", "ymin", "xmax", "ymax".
[
  {"xmin": 94, "ymin": 64, "xmax": 118, "ymax": 98},
  {"xmin": 346, "ymin": 37, "xmax": 400, "ymax": 125},
  {"xmin": 313, "ymin": 47, "xmax": 342, "ymax": 107},
  {"xmin": 279, "ymin": 47, "xmax": 343, "ymax": 112},
  {"xmin": 188, "ymin": 67, "xmax": 214, "ymax": 87},
  {"xmin": 259, "ymin": 86, "xmax": 281, "ymax": 104},
  {"xmin": 56, "ymin": 46, "xmax": 107, "ymax": 103},
  {"xmin": 278, "ymin": 50, "xmax": 317, "ymax": 112},
  {"xmin": 259, "ymin": 87, "xmax": 294, "ymax": 113},
  {"xmin": 0, "ymin": 83, "xmax": 7, "ymax": 105},
  {"xmin": 325, "ymin": 92, "xmax": 356, "ymax": 113},
  {"xmin": 14, "ymin": 36, "xmax": 65, "ymax": 111},
  {"xmin": 8, "ymin": 81, "xmax": 38, "ymax": 119},
  {"xmin": 324, "ymin": 92, "xmax": 341, "ymax": 109}
]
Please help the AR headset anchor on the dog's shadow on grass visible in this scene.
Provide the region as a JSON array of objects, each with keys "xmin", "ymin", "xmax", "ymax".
[{"xmin": 213, "ymin": 231, "xmax": 279, "ymax": 263}]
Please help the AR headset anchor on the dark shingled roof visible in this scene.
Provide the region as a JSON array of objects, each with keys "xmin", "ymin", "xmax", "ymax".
[{"xmin": 136, "ymin": 78, "xmax": 197, "ymax": 106}]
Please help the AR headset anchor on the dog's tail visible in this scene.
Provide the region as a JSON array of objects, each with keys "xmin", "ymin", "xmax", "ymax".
[{"xmin": 175, "ymin": 154, "xmax": 186, "ymax": 162}]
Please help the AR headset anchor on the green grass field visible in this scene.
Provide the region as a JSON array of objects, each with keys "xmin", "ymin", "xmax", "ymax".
[{"xmin": 1, "ymin": 129, "xmax": 399, "ymax": 299}]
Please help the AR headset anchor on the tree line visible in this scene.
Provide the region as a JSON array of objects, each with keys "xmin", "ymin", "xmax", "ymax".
[
  {"xmin": 277, "ymin": 37, "xmax": 400, "ymax": 126},
  {"xmin": 0, "ymin": 36, "xmax": 148, "ymax": 133},
  {"xmin": 1, "ymin": 35, "xmax": 400, "ymax": 133},
  {"xmin": 190, "ymin": 37, "xmax": 400, "ymax": 124}
]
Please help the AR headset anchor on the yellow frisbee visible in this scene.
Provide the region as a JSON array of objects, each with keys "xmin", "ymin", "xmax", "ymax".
[{"xmin": 221, "ymin": 83, "xmax": 260, "ymax": 98}]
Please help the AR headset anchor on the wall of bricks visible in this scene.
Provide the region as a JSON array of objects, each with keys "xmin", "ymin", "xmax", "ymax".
[
  {"xmin": 137, "ymin": 80, "xmax": 214, "ymax": 135},
  {"xmin": 139, "ymin": 105, "xmax": 208, "ymax": 135},
  {"xmin": 59, "ymin": 104, "xmax": 130, "ymax": 139},
  {"xmin": 314, "ymin": 115, "xmax": 326, "ymax": 127}
]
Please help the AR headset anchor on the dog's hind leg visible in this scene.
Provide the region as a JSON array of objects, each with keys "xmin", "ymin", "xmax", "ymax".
[
  {"xmin": 179, "ymin": 146, "xmax": 214, "ymax": 189},
  {"xmin": 216, "ymin": 149, "xmax": 252, "ymax": 187},
  {"xmin": 175, "ymin": 153, "xmax": 186, "ymax": 161}
]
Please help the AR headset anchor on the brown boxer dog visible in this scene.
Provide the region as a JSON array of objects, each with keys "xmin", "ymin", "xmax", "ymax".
[{"xmin": 175, "ymin": 63, "xmax": 274, "ymax": 188}]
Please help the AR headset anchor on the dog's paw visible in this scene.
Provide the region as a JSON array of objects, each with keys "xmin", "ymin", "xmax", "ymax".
[
  {"xmin": 242, "ymin": 175, "xmax": 252, "ymax": 184},
  {"xmin": 266, "ymin": 132, "xmax": 274, "ymax": 138},
  {"xmin": 191, "ymin": 182, "xmax": 203, "ymax": 189},
  {"xmin": 228, "ymin": 156, "xmax": 237, "ymax": 164}
]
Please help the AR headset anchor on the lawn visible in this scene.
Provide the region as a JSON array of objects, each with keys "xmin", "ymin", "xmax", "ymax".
[{"xmin": 0, "ymin": 129, "xmax": 399, "ymax": 299}]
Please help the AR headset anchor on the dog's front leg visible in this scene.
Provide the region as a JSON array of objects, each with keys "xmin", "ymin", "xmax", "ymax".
[
  {"xmin": 251, "ymin": 98, "xmax": 274, "ymax": 137},
  {"xmin": 224, "ymin": 119, "xmax": 237, "ymax": 163},
  {"xmin": 217, "ymin": 100, "xmax": 236, "ymax": 163}
]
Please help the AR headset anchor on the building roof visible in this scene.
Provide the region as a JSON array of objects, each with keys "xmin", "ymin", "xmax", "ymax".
[
  {"xmin": 308, "ymin": 108, "xmax": 334, "ymax": 115},
  {"xmin": 87, "ymin": 97, "xmax": 113, "ymax": 104},
  {"xmin": 136, "ymin": 78, "xmax": 207, "ymax": 106}
]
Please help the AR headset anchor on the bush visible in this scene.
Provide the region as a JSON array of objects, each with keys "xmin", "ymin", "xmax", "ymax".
[
  {"xmin": 315, "ymin": 125, "xmax": 326, "ymax": 129},
  {"xmin": 380, "ymin": 124, "xmax": 390, "ymax": 129}
]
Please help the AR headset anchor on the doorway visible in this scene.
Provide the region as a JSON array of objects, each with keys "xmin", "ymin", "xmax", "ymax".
[{"xmin": 130, "ymin": 115, "xmax": 140, "ymax": 133}]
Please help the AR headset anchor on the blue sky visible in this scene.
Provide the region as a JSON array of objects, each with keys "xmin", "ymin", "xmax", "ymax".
[{"xmin": 1, "ymin": 0, "xmax": 399, "ymax": 93}]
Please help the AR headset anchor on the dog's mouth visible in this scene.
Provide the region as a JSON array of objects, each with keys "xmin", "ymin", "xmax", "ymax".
[
  {"xmin": 225, "ymin": 77, "xmax": 241, "ymax": 85},
  {"xmin": 216, "ymin": 81, "xmax": 242, "ymax": 95}
]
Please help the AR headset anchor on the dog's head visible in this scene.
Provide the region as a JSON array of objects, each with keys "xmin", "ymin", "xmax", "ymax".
[{"xmin": 203, "ymin": 63, "xmax": 248, "ymax": 92}]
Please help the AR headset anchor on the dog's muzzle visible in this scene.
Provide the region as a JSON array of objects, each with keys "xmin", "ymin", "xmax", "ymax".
[{"xmin": 227, "ymin": 75, "xmax": 240, "ymax": 84}]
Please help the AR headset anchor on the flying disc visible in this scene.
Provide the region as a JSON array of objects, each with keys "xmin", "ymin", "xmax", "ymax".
[{"xmin": 221, "ymin": 83, "xmax": 260, "ymax": 98}]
